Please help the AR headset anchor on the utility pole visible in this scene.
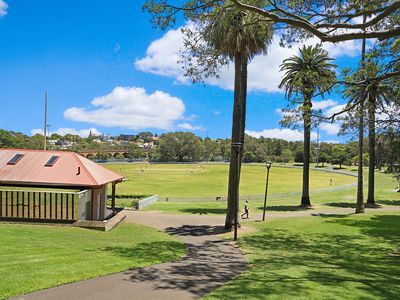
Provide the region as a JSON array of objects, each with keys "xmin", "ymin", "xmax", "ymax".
[
  {"xmin": 315, "ymin": 126, "xmax": 320, "ymax": 166},
  {"xmin": 43, "ymin": 92, "xmax": 48, "ymax": 150}
]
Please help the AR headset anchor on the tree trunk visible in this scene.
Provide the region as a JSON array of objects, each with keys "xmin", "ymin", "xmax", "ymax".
[
  {"xmin": 377, "ymin": 140, "xmax": 383, "ymax": 170},
  {"xmin": 367, "ymin": 95, "xmax": 376, "ymax": 205},
  {"xmin": 225, "ymin": 53, "xmax": 245, "ymax": 230},
  {"xmin": 356, "ymin": 14, "xmax": 366, "ymax": 214},
  {"xmin": 301, "ymin": 100, "xmax": 312, "ymax": 206},
  {"xmin": 356, "ymin": 102, "xmax": 365, "ymax": 213}
]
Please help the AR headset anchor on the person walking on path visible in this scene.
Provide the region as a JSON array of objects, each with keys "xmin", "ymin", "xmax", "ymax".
[{"xmin": 241, "ymin": 200, "xmax": 249, "ymax": 219}]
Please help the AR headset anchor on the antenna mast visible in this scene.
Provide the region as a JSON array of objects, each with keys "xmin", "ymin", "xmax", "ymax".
[{"xmin": 43, "ymin": 92, "xmax": 48, "ymax": 150}]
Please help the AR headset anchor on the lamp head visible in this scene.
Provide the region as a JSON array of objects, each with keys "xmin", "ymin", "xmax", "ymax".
[{"xmin": 266, "ymin": 161, "xmax": 272, "ymax": 169}]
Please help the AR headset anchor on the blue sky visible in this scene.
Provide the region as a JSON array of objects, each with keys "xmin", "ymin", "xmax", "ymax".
[{"xmin": 0, "ymin": 0, "xmax": 362, "ymax": 142}]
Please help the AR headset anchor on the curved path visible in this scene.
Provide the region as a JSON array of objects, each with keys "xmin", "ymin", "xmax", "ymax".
[{"xmin": 14, "ymin": 211, "xmax": 247, "ymax": 300}]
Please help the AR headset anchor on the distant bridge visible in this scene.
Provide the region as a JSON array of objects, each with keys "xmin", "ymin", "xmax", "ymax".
[{"xmin": 77, "ymin": 149, "xmax": 129, "ymax": 159}]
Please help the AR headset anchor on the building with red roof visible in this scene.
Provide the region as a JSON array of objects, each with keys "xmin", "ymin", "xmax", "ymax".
[{"xmin": 0, "ymin": 148, "xmax": 124, "ymax": 224}]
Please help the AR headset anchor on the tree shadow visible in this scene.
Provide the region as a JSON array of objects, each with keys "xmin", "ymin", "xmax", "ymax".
[
  {"xmin": 165, "ymin": 225, "xmax": 229, "ymax": 237},
  {"xmin": 179, "ymin": 208, "xmax": 226, "ymax": 215},
  {"xmin": 311, "ymin": 213, "xmax": 350, "ymax": 218},
  {"xmin": 324, "ymin": 202, "xmax": 357, "ymax": 208},
  {"xmin": 109, "ymin": 228, "xmax": 247, "ymax": 297},
  {"xmin": 377, "ymin": 199, "xmax": 400, "ymax": 206},
  {"xmin": 259, "ymin": 205, "xmax": 313, "ymax": 212},
  {"xmin": 327, "ymin": 214, "xmax": 400, "ymax": 240},
  {"xmin": 102, "ymin": 241, "xmax": 185, "ymax": 263},
  {"xmin": 208, "ymin": 214, "xmax": 400, "ymax": 299}
]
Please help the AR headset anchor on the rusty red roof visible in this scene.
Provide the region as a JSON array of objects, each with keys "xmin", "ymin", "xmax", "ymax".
[{"xmin": 0, "ymin": 148, "xmax": 123, "ymax": 187}]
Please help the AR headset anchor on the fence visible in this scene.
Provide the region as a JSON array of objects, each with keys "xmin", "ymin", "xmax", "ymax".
[
  {"xmin": 0, "ymin": 189, "xmax": 87, "ymax": 222},
  {"xmin": 138, "ymin": 195, "xmax": 159, "ymax": 210}
]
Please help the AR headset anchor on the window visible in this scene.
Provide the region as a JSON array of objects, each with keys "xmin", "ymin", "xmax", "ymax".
[
  {"xmin": 7, "ymin": 154, "xmax": 24, "ymax": 165},
  {"xmin": 45, "ymin": 155, "xmax": 59, "ymax": 167}
]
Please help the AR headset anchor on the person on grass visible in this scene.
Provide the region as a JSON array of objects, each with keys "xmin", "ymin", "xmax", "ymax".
[{"xmin": 241, "ymin": 200, "xmax": 249, "ymax": 219}]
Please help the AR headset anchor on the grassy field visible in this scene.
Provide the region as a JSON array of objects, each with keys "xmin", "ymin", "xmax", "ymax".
[
  {"xmin": 205, "ymin": 212, "xmax": 400, "ymax": 299},
  {"xmin": 139, "ymin": 169, "xmax": 399, "ymax": 215},
  {"xmin": 105, "ymin": 163, "xmax": 357, "ymax": 198},
  {"xmin": 0, "ymin": 223, "xmax": 185, "ymax": 300}
]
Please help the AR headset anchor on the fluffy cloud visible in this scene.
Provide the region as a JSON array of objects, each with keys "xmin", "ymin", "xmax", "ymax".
[
  {"xmin": 319, "ymin": 122, "xmax": 341, "ymax": 135},
  {"xmin": 135, "ymin": 25, "xmax": 361, "ymax": 93},
  {"xmin": 177, "ymin": 123, "xmax": 203, "ymax": 131},
  {"xmin": 64, "ymin": 87, "xmax": 186, "ymax": 130},
  {"xmin": 0, "ymin": 0, "xmax": 8, "ymax": 17},
  {"xmin": 313, "ymin": 99, "xmax": 338, "ymax": 110},
  {"xmin": 246, "ymin": 128, "xmax": 318, "ymax": 142},
  {"xmin": 31, "ymin": 127, "xmax": 101, "ymax": 138}
]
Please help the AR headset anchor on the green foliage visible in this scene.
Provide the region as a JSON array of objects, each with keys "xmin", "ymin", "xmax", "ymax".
[
  {"xmin": 126, "ymin": 143, "xmax": 146, "ymax": 159},
  {"xmin": 330, "ymin": 145, "xmax": 351, "ymax": 168},
  {"xmin": 279, "ymin": 44, "xmax": 337, "ymax": 101},
  {"xmin": 294, "ymin": 149, "xmax": 303, "ymax": 163},
  {"xmin": 158, "ymin": 132, "xmax": 204, "ymax": 162}
]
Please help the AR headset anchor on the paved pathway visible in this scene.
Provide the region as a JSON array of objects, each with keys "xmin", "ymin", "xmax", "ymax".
[{"xmin": 14, "ymin": 211, "xmax": 247, "ymax": 300}]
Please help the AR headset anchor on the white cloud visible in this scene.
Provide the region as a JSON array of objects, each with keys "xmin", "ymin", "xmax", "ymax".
[
  {"xmin": 323, "ymin": 140, "xmax": 340, "ymax": 144},
  {"xmin": 313, "ymin": 99, "xmax": 338, "ymax": 110},
  {"xmin": 31, "ymin": 127, "xmax": 101, "ymax": 138},
  {"xmin": 0, "ymin": 0, "xmax": 8, "ymax": 17},
  {"xmin": 177, "ymin": 123, "xmax": 203, "ymax": 131},
  {"xmin": 319, "ymin": 122, "xmax": 340, "ymax": 135},
  {"xmin": 324, "ymin": 104, "xmax": 346, "ymax": 117},
  {"xmin": 135, "ymin": 27, "xmax": 188, "ymax": 83},
  {"xmin": 135, "ymin": 25, "xmax": 360, "ymax": 93},
  {"xmin": 246, "ymin": 128, "xmax": 318, "ymax": 142},
  {"xmin": 213, "ymin": 110, "xmax": 221, "ymax": 115},
  {"xmin": 64, "ymin": 86, "xmax": 186, "ymax": 130}
]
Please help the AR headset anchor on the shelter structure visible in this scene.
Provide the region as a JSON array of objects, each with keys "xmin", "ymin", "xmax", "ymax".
[{"xmin": 0, "ymin": 148, "xmax": 123, "ymax": 224}]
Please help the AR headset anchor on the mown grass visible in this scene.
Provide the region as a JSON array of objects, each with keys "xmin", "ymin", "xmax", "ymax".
[
  {"xmin": 0, "ymin": 223, "xmax": 185, "ymax": 300},
  {"xmin": 143, "ymin": 170, "xmax": 400, "ymax": 215},
  {"xmin": 205, "ymin": 212, "xmax": 400, "ymax": 299},
  {"xmin": 105, "ymin": 163, "xmax": 356, "ymax": 197}
]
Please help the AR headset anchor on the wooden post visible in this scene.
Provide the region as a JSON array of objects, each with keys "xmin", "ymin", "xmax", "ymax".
[{"xmin": 112, "ymin": 182, "xmax": 116, "ymax": 215}]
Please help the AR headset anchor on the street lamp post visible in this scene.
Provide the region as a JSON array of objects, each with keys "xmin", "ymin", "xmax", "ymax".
[
  {"xmin": 231, "ymin": 142, "xmax": 242, "ymax": 241},
  {"xmin": 262, "ymin": 161, "xmax": 272, "ymax": 221}
]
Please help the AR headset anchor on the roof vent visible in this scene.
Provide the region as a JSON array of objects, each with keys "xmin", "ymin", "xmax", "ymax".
[
  {"xmin": 7, "ymin": 154, "xmax": 24, "ymax": 165},
  {"xmin": 45, "ymin": 155, "xmax": 60, "ymax": 167}
]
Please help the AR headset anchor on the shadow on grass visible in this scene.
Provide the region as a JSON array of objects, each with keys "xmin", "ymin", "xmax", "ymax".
[
  {"xmin": 179, "ymin": 208, "xmax": 226, "ymax": 215},
  {"xmin": 165, "ymin": 225, "xmax": 229, "ymax": 237},
  {"xmin": 324, "ymin": 202, "xmax": 357, "ymax": 208},
  {"xmin": 258, "ymin": 205, "xmax": 313, "ymax": 212},
  {"xmin": 377, "ymin": 199, "xmax": 400, "ymax": 206},
  {"xmin": 103, "ymin": 241, "xmax": 185, "ymax": 263},
  {"xmin": 208, "ymin": 214, "xmax": 400, "ymax": 299}
]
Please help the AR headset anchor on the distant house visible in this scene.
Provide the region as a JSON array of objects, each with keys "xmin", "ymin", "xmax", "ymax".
[{"xmin": 0, "ymin": 149, "xmax": 123, "ymax": 224}]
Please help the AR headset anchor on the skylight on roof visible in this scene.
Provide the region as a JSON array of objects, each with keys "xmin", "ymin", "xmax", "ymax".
[
  {"xmin": 45, "ymin": 155, "xmax": 59, "ymax": 167},
  {"xmin": 7, "ymin": 154, "xmax": 24, "ymax": 165}
]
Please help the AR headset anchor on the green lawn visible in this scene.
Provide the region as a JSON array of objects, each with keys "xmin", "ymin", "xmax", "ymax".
[
  {"xmin": 0, "ymin": 223, "xmax": 185, "ymax": 300},
  {"xmin": 105, "ymin": 163, "xmax": 357, "ymax": 198},
  {"xmin": 143, "ymin": 170, "xmax": 400, "ymax": 215},
  {"xmin": 205, "ymin": 212, "xmax": 400, "ymax": 299}
]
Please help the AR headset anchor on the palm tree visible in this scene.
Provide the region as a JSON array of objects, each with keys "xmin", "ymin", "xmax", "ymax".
[
  {"xmin": 279, "ymin": 45, "xmax": 336, "ymax": 207},
  {"xmin": 203, "ymin": 6, "xmax": 273, "ymax": 229},
  {"xmin": 344, "ymin": 60, "xmax": 397, "ymax": 207}
]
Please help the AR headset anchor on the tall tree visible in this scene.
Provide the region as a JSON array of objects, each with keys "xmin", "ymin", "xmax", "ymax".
[
  {"xmin": 279, "ymin": 45, "xmax": 336, "ymax": 206},
  {"xmin": 172, "ymin": 4, "xmax": 273, "ymax": 229}
]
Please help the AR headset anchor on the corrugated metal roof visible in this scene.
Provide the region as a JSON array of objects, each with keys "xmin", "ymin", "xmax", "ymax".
[{"xmin": 0, "ymin": 149, "xmax": 123, "ymax": 187}]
